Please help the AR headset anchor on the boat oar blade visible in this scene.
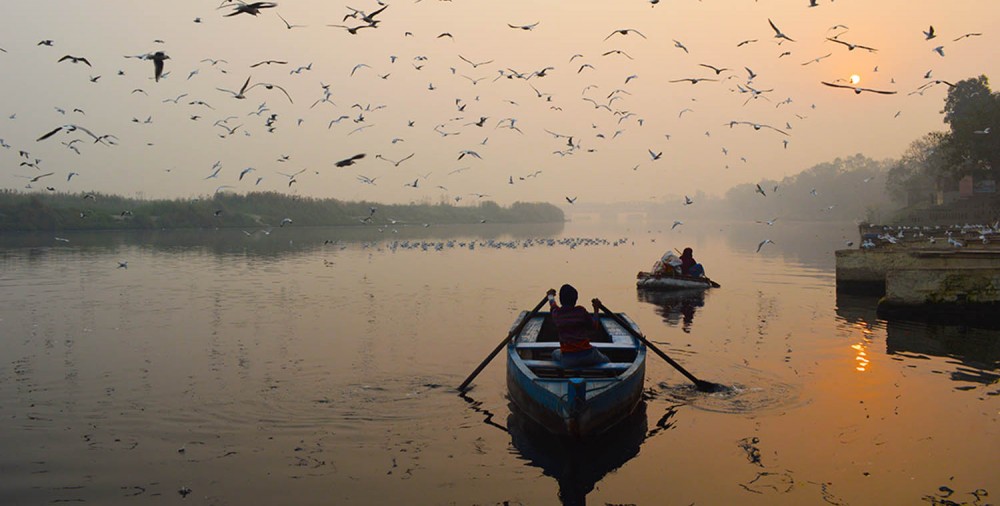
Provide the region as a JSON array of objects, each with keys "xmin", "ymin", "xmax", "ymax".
[
  {"xmin": 597, "ymin": 301, "xmax": 725, "ymax": 393},
  {"xmin": 457, "ymin": 295, "xmax": 549, "ymax": 393}
]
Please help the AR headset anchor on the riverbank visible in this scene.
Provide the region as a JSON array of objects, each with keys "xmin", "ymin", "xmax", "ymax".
[{"xmin": 0, "ymin": 191, "xmax": 564, "ymax": 231}]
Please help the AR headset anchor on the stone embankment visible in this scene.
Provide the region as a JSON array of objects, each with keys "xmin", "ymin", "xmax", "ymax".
[{"xmin": 836, "ymin": 223, "xmax": 1000, "ymax": 324}]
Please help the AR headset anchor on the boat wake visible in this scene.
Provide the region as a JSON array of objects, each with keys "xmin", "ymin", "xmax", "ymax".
[{"xmin": 652, "ymin": 369, "xmax": 804, "ymax": 415}]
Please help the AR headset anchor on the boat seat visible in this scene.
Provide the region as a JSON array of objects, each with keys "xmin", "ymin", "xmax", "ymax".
[
  {"xmin": 514, "ymin": 342, "xmax": 636, "ymax": 350},
  {"xmin": 520, "ymin": 360, "xmax": 633, "ymax": 371}
]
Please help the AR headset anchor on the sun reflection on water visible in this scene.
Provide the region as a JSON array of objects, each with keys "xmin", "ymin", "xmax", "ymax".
[{"xmin": 851, "ymin": 321, "xmax": 875, "ymax": 372}]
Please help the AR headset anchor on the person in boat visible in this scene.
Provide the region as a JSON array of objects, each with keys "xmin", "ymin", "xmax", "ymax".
[
  {"xmin": 679, "ymin": 247, "xmax": 706, "ymax": 277},
  {"xmin": 546, "ymin": 284, "xmax": 610, "ymax": 368}
]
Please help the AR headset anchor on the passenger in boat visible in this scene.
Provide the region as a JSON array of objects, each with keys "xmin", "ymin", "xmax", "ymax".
[
  {"xmin": 679, "ymin": 247, "xmax": 706, "ymax": 277},
  {"xmin": 546, "ymin": 285, "xmax": 610, "ymax": 368}
]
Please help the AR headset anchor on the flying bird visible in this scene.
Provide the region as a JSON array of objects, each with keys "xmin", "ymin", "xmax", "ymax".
[
  {"xmin": 768, "ymin": 19, "xmax": 795, "ymax": 42},
  {"xmin": 58, "ymin": 55, "xmax": 91, "ymax": 66},
  {"xmin": 756, "ymin": 239, "xmax": 774, "ymax": 253},
  {"xmin": 826, "ymin": 37, "xmax": 878, "ymax": 52},
  {"xmin": 648, "ymin": 149, "xmax": 662, "ymax": 161},
  {"xmin": 821, "ymin": 81, "xmax": 897, "ymax": 95},
  {"xmin": 36, "ymin": 124, "xmax": 101, "ymax": 142},
  {"xmin": 565, "ymin": 196, "xmax": 577, "ymax": 204},
  {"xmin": 146, "ymin": 51, "xmax": 169, "ymax": 81},
  {"xmin": 222, "ymin": 2, "xmax": 278, "ymax": 17},
  {"xmin": 698, "ymin": 63, "xmax": 730, "ymax": 75},
  {"xmin": 508, "ymin": 22, "xmax": 539, "ymax": 31},
  {"xmin": 605, "ymin": 28, "xmax": 646, "ymax": 40},
  {"xmin": 335, "ymin": 153, "xmax": 366, "ymax": 167},
  {"xmin": 923, "ymin": 25, "xmax": 936, "ymax": 40}
]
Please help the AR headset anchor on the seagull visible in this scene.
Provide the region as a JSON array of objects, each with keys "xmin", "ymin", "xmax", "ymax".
[
  {"xmin": 375, "ymin": 153, "xmax": 414, "ymax": 167},
  {"xmin": 756, "ymin": 218, "xmax": 777, "ymax": 226},
  {"xmin": 698, "ymin": 63, "xmax": 730, "ymax": 75},
  {"xmin": 36, "ymin": 124, "xmax": 101, "ymax": 143},
  {"xmin": 768, "ymin": 19, "xmax": 795, "ymax": 42},
  {"xmin": 238, "ymin": 167, "xmax": 255, "ymax": 180},
  {"xmin": 952, "ymin": 32, "xmax": 982, "ymax": 41},
  {"xmin": 932, "ymin": 46, "xmax": 945, "ymax": 57},
  {"xmin": 507, "ymin": 22, "xmax": 539, "ymax": 31},
  {"xmin": 684, "ymin": 195, "xmax": 694, "ymax": 205},
  {"xmin": 755, "ymin": 184, "xmax": 767, "ymax": 196},
  {"xmin": 146, "ymin": 51, "xmax": 169, "ymax": 81},
  {"xmin": 756, "ymin": 239, "xmax": 774, "ymax": 253},
  {"xmin": 58, "ymin": 55, "xmax": 91, "ymax": 66},
  {"xmin": 117, "ymin": 261, "xmax": 128, "ymax": 269},
  {"xmin": 923, "ymin": 25, "xmax": 936, "ymax": 40},
  {"xmin": 669, "ymin": 77, "xmax": 718, "ymax": 84},
  {"xmin": 458, "ymin": 55, "xmax": 494, "ymax": 68},
  {"xmin": 458, "ymin": 149, "xmax": 482, "ymax": 160},
  {"xmin": 565, "ymin": 196, "xmax": 577, "ymax": 204},
  {"xmin": 280, "ymin": 218, "xmax": 293, "ymax": 227},
  {"xmin": 250, "ymin": 59, "xmax": 287, "ymax": 68},
  {"xmin": 671, "ymin": 220, "xmax": 683, "ymax": 230},
  {"xmin": 247, "ymin": 82, "xmax": 293, "ymax": 103},
  {"xmin": 605, "ymin": 28, "xmax": 646, "ymax": 41},
  {"xmin": 826, "ymin": 37, "xmax": 878, "ymax": 52},
  {"xmin": 222, "ymin": 2, "xmax": 278, "ymax": 17},
  {"xmin": 673, "ymin": 40, "xmax": 689, "ymax": 53},
  {"xmin": 276, "ymin": 12, "xmax": 305, "ymax": 29},
  {"xmin": 973, "ymin": 127, "xmax": 991, "ymax": 135},
  {"xmin": 801, "ymin": 53, "xmax": 832, "ymax": 66},
  {"xmin": 334, "ymin": 153, "xmax": 366, "ymax": 167},
  {"xmin": 821, "ymin": 81, "xmax": 896, "ymax": 95},
  {"xmin": 648, "ymin": 149, "xmax": 662, "ymax": 161},
  {"xmin": 217, "ymin": 75, "xmax": 253, "ymax": 99}
]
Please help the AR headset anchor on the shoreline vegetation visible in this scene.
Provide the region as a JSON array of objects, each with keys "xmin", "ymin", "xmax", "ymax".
[{"xmin": 0, "ymin": 190, "xmax": 564, "ymax": 232}]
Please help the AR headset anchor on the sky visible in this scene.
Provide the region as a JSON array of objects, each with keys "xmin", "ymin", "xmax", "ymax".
[{"xmin": 1, "ymin": 0, "xmax": 997, "ymax": 206}]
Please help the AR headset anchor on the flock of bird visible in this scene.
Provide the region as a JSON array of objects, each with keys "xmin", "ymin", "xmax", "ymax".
[{"xmin": 0, "ymin": 1, "xmax": 991, "ymax": 257}]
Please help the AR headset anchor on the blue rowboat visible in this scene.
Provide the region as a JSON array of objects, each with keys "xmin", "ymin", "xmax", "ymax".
[{"xmin": 506, "ymin": 310, "xmax": 647, "ymax": 437}]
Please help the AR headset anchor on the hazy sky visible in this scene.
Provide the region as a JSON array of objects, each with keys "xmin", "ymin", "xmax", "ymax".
[{"xmin": 1, "ymin": 0, "xmax": 997, "ymax": 206}]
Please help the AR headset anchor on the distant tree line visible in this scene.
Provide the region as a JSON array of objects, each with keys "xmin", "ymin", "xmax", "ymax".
[
  {"xmin": 704, "ymin": 74, "xmax": 997, "ymax": 224},
  {"xmin": 0, "ymin": 190, "xmax": 564, "ymax": 231}
]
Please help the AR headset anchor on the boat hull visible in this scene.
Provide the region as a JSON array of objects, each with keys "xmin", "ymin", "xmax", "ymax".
[
  {"xmin": 636, "ymin": 271, "xmax": 714, "ymax": 290},
  {"xmin": 506, "ymin": 311, "xmax": 646, "ymax": 437}
]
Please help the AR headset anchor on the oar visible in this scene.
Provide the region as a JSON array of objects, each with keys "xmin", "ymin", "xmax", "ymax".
[
  {"xmin": 457, "ymin": 295, "xmax": 549, "ymax": 392},
  {"xmin": 596, "ymin": 301, "xmax": 725, "ymax": 393}
]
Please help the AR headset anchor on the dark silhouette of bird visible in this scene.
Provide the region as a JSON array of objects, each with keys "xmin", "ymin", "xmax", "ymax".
[
  {"xmin": 58, "ymin": 55, "xmax": 91, "ymax": 66},
  {"xmin": 147, "ymin": 51, "xmax": 169, "ymax": 81},
  {"xmin": 821, "ymin": 81, "xmax": 896, "ymax": 95},
  {"xmin": 335, "ymin": 153, "xmax": 366, "ymax": 167},
  {"xmin": 222, "ymin": 2, "xmax": 278, "ymax": 17}
]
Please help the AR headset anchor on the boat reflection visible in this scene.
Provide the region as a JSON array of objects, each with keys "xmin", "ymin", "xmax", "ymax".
[
  {"xmin": 507, "ymin": 401, "xmax": 648, "ymax": 506},
  {"xmin": 636, "ymin": 288, "xmax": 707, "ymax": 333}
]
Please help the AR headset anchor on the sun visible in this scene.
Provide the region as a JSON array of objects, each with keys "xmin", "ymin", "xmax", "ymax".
[{"xmin": 850, "ymin": 74, "xmax": 861, "ymax": 84}]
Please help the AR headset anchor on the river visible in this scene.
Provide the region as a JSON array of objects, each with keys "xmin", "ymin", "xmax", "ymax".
[{"xmin": 0, "ymin": 220, "xmax": 996, "ymax": 505}]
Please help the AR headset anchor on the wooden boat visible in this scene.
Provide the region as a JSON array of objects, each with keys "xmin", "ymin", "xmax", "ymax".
[
  {"xmin": 506, "ymin": 309, "xmax": 646, "ymax": 437},
  {"xmin": 636, "ymin": 270, "xmax": 717, "ymax": 291}
]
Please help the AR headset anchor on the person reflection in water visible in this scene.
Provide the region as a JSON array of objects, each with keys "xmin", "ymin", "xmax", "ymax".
[{"xmin": 547, "ymin": 284, "xmax": 610, "ymax": 368}]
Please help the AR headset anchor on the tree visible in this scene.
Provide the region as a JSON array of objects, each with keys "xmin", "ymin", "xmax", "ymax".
[
  {"xmin": 940, "ymin": 75, "xmax": 1000, "ymax": 176},
  {"xmin": 885, "ymin": 132, "xmax": 950, "ymax": 205}
]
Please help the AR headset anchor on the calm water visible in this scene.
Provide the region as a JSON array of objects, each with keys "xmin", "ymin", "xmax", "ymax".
[{"xmin": 0, "ymin": 220, "xmax": 997, "ymax": 506}]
